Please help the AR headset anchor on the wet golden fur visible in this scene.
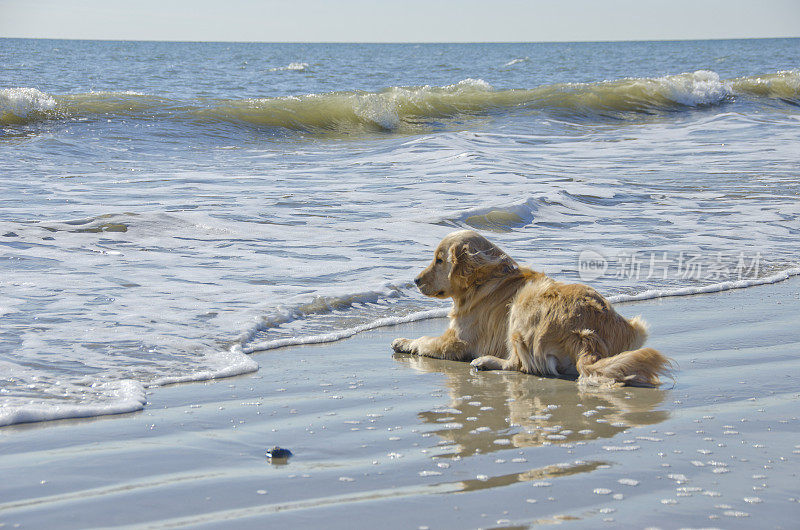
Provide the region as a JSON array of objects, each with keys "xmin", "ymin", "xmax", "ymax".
[{"xmin": 392, "ymin": 230, "xmax": 672, "ymax": 387}]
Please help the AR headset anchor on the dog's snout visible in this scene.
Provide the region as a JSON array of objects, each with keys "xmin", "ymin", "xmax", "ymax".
[{"xmin": 414, "ymin": 277, "xmax": 422, "ymax": 286}]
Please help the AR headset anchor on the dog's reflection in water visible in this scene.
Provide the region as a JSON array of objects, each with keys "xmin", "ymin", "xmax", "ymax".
[{"xmin": 396, "ymin": 353, "xmax": 669, "ymax": 458}]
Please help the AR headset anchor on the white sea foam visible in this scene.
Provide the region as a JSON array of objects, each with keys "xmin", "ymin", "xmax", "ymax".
[
  {"xmin": 0, "ymin": 380, "xmax": 146, "ymax": 427},
  {"xmin": 243, "ymin": 308, "xmax": 448, "ymax": 353},
  {"xmin": 452, "ymin": 78, "xmax": 493, "ymax": 91},
  {"xmin": 0, "ymin": 346, "xmax": 257, "ymax": 427},
  {"xmin": 0, "ymin": 87, "xmax": 57, "ymax": 119},
  {"xmin": 608, "ymin": 267, "xmax": 800, "ymax": 304},
  {"xmin": 152, "ymin": 345, "xmax": 259, "ymax": 386},
  {"xmin": 353, "ymin": 93, "xmax": 402, "ymax": 130},
  {"xmin": 235, "ymin": 283, "xmax": 414, "ymax": 346},
  {"xmin": 658, "ymin": 70, "xmax": 732, "ymax": 106}
]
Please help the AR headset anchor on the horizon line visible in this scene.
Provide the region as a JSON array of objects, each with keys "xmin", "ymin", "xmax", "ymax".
[{"xmin": 2, "ymin": 35, "xmax": 799, "ymax": 45}]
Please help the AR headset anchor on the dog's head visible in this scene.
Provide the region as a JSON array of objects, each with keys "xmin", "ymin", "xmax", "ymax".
[{"xmin": 414, "ymin": 230, "xmax": 518, "ymax": 299}]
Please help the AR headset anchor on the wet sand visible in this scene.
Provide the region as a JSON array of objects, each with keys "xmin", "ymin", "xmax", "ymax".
[{"xmin": 1, "ymin": 277, "xmax": 799, "ymax": 529}]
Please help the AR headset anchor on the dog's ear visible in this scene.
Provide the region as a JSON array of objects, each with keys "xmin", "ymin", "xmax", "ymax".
[
  {"xmin": 449, "ymin": 241, "xmax": 517, "ymax": 291},
  {"xmin": 448, "ymin": 242, "xmax": 472, "ymax": 291}
]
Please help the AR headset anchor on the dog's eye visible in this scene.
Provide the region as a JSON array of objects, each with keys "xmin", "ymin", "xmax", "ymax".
[{"xmin": 435, "ymin": 258, "xmax": 443, "ymax": 264}]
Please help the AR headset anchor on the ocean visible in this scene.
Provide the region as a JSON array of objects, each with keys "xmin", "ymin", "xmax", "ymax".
[{"xmin": 1, "ymin": 38, "xmax": 798, "ymax": 426}]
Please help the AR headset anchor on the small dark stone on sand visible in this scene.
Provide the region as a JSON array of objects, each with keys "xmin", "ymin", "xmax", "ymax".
[
  {"xmin": 266, "ymin": 446, "xmax": 292, "ymax": 459},
  {"xmin": 3, "ymin": 232, "xmax": 18, "ymax": 237}
]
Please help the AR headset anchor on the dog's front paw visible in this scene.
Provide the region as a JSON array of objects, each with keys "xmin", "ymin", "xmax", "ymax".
[
  {"xmin": 470, "ymin": 356, "xmax": 503, "ymax": 371},
  {"xmin": 391, "ymin": 338, "xmax": 416, "ymax": 354}
]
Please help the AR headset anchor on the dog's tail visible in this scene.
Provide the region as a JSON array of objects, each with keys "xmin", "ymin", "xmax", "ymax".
[
  {"xmin": 582, "ymin": 347, "xmax": 673, "ymax": 387},
  {"xmin": 574, "ymin": 328, "xmax": 673, "ymax": 388}
]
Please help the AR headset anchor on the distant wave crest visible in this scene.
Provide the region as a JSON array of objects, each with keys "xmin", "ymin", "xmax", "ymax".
[
  {"xmin": 503, "ymin": 57, "xmax": 530, "ymax": 67},
  {"xmin": 2, "ymin": 70, "xmax": 798, "ymax": 131},
  {"xmin": 269, "ymin": 62, "xmax": 309, "ymax": 72}
]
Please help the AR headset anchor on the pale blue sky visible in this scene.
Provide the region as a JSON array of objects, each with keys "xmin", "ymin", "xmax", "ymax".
[{"xmin": 1, "ymin": 0, "xmax": 798, "ymax": 42}]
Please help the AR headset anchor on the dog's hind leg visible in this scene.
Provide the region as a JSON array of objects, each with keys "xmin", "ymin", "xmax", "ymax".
[{"xmin": 527, "ymin": 334, "xmax": 561, "ymax": 376}]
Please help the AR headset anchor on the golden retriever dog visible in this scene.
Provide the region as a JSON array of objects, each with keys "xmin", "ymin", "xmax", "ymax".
[{"xmin": 392, "ymin": 230, "xmax": 672, "ymax": 387}]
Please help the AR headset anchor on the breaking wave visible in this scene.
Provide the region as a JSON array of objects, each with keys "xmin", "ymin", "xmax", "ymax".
[{"xmin": 2, "ymin": 70, "xmax": 798, "ymax": 132}]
